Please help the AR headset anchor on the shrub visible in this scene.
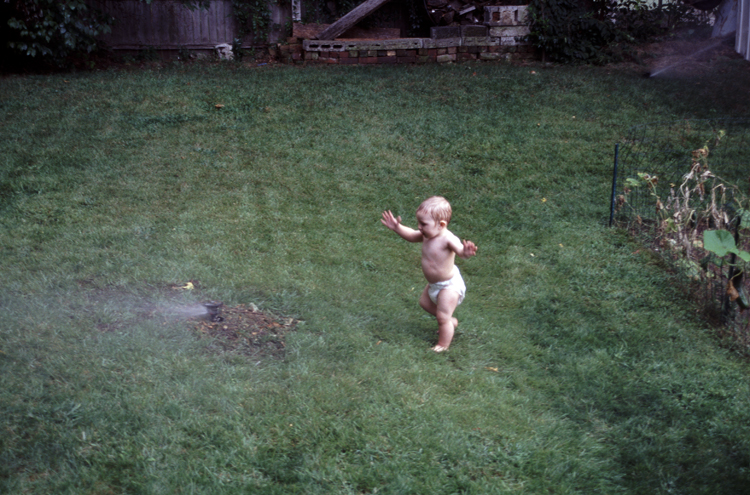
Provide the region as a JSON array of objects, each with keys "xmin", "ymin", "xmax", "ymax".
[
  {"xmin": 527, "ymin": 0, "xmax": 711, "ymax": 63},
  {"xmin": 3, "ymin": 0, "xmax": 114, "ymax": 66}
]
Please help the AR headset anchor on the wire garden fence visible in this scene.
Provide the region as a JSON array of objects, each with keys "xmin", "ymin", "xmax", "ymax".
[{"xmin": 609, "ymin": 119, "xmax": 750, "ymax": 350}]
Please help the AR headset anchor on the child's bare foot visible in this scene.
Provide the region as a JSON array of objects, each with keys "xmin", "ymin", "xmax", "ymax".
[{"xmin": 432, "ymin": 345, "xmax": 449, "ymax": 352}]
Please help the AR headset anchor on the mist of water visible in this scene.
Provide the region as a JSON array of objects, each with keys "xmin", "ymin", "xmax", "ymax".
[
  {"xmin": 159, "ymin": 303, "xmax": 208, "ymax": 319},
  {"xmin": 649, "ymin": 38, "xmax": 729, "ymax": 78}
]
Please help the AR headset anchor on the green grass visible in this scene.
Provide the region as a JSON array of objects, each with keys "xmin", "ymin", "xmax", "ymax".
[{"xmin": 2, "ymin": 57, "xmax": 750, "ymax": 494}]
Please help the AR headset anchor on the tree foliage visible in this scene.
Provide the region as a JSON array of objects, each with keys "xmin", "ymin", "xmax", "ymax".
[
  {"xmin": 4, "ymin": 0, "xmax": 114, "ymax": 64},
  {"xmin": 527, "ymin": 0, "xmax": 711, "ymax": 63}
]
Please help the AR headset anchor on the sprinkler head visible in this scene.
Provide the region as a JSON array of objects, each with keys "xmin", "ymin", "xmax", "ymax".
[{"xmin": 203, "ymin": 301, "xmax": 224, "ymax": 322}]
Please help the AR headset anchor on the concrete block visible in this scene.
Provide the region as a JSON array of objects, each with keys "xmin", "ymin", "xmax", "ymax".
[
  {"xmin": 484, "ymin": 6, "xmax": 528, "ymax": 26},
  {"xmin": 479, "ymin": 52, "xmax": 502, "ymax": 60},
  {"xmin": 422, "ymin": 38, "xmax": 461, "ymax": 49},
  {"xmin": 436, "ymin": 53, "xmax": 456, "ymax": 63},
  {"xmin": 498, "ymin": 36, "xmax": 526, "ymax": 46},
  {"xmin": 431, "ymin": 26, "xmax": 461, "ymax": 39},
  {"xmin": 489, "ymin": 26, "xmax": 530, "ymax": 38},
  {"xmin": 462, "ymin": 36, "xmax": 501, "ymax": 47},
  {"xmin": 461, "ymin": 25, "xmax": 487, "ymax": 37},
  {"xmin": 303, "ymin": 39, "xmax": 422, "ymax": 52}
]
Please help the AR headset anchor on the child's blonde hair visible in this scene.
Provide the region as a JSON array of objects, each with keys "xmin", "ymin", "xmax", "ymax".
[{"xmin": 417, "ymin": 196, "xmax": 452, "ymax": 224}]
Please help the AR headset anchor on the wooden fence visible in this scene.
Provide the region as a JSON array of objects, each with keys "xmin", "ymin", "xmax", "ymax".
[{"xmin": 93, "ymin": 0, "xmax": 288, "ymax": 50}]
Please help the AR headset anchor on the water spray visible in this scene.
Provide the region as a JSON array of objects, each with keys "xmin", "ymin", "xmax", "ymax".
[{"xmin": 647, "ymin": 35, "xmax": 733, "ymax": 78}]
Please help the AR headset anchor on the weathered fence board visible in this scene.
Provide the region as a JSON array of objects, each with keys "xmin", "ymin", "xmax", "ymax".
[{"xmin": 94, "ymin": 0, "xmax": 238, "ymax": 49}]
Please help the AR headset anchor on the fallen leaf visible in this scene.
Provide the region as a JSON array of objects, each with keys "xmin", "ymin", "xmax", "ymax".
[
  {"xmin": 485, "ymin": 367, "xmax": 499, "ymax": 372},
  {"xmin": 728, "ymin": 280, "xmax": 740, "ymax": 301},
  {"xmin": 215, "ymin": 104, "xmax": 224, "ymax": 109}
]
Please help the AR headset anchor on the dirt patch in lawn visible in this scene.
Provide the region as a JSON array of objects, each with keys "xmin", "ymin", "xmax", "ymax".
[{"xmin": 191, "ymin": 303, "xmax": 300, "ymax": 359}]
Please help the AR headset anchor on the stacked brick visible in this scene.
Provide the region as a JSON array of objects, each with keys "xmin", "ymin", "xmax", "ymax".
[{"xmin": 297, "ymin": 5, "xmax": 533, "ymax": 65}]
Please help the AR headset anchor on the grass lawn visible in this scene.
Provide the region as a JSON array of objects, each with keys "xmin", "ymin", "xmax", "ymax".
[{"xmin": 2, "ymin": 48, "xmax": 750, "ymax": 494}]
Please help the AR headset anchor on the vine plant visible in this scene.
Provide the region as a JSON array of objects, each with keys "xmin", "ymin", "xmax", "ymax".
[
  {"xmin": 622, "ymin": 133, "xmax": 750, "ymax": 311},
  {"xmin": 232, "ymin": 0, "xmax": 277, "ymax": 47}
]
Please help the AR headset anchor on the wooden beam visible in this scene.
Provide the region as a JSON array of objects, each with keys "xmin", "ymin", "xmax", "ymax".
[{"xmin": 314, "ymin": 0, "xmax": 393, "ymax": 40}]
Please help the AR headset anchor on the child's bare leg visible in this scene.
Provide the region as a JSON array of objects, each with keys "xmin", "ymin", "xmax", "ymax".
[
  {"xmin": 433, "ymin": 290, "xmax": 460, "ymax": 352},
  {"xmin": 420, "ymin": 287, "xmax": 460, "ymax": 351},
  {"xmin": 419, "ymin": 286, "xmax": 458, "ymax": 330}
]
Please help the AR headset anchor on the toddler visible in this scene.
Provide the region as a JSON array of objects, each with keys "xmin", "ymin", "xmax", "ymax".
[{"xmin": 381, "ymin": 196, "xmax": 477, "ymax": 352}]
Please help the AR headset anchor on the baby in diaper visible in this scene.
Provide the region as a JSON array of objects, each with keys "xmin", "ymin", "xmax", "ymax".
[{"xmin": 381, "ymin": 196, "xmax": 477, "ymax": 352}]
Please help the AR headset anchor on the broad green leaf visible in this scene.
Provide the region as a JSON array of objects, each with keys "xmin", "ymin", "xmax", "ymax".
[{"xmin": 703, "ymin": 230, "xmax": 737, "ymax": 257}]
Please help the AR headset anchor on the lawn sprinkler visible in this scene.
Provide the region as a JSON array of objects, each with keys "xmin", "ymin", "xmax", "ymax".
[{"xmin": 203, "ymin": 301, "xmax": 224, "ymax": 322}]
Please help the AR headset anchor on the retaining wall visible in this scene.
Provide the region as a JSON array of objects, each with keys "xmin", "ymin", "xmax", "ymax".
[{"xmin": 287, "ymin": 5, "xmax": 534, "ymax": 64}]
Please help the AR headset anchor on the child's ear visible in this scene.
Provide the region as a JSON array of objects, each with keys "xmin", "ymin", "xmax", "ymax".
[{"xmin": 439, "ymin": 220, "xmax": 448, "ymax": 228}]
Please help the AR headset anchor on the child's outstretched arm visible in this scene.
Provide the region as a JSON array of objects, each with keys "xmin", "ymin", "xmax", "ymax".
[
  {"xmin": 381, "ymin": 210, "xmax": 423, "ymax": 242},
  {"xmin": 447, "ymin": 235, "xmax": 478, "ymax": 259}
]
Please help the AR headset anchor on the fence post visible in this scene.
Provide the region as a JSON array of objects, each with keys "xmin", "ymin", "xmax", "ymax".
[
  {"xmin": 721, "ymin": 214, "xmax": 743, "ymax": 324},
  {"xmin": 609, "ymin": 143, "xmax": 620, "ymax": 227}
]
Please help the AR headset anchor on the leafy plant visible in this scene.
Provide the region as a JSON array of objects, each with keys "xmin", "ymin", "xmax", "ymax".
[
  {"xmin": 527, "ymin": 0, "xmax": 711, "ymax": 63},
  {"xmin": 232, "ymin": 0, "xmax": 275, "ymax": 44},
  {"xmin": 4, "ymin": 0, "xmax": 114, "ymax": 65},
  {"xmin": 703, "ymin": 229, "xmax": 750, "ymax": 261},
  {"xmin": 622, "ymin": 130, "xmax": 750, "ymax": 316}
]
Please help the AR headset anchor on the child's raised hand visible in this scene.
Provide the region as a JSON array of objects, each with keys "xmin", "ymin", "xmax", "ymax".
[
  {"xmin": 462, "ymin": 239, "xmax": 478, "ymax": 258},
  {"xmin": 381, "ymin": 210, "xmax": 402, "ymax": 231}
]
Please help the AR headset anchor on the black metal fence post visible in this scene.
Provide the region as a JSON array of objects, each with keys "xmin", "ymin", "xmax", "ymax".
[{"xmin": 609, "ymin": 143, "xmax": 619, "ymax": 227}]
